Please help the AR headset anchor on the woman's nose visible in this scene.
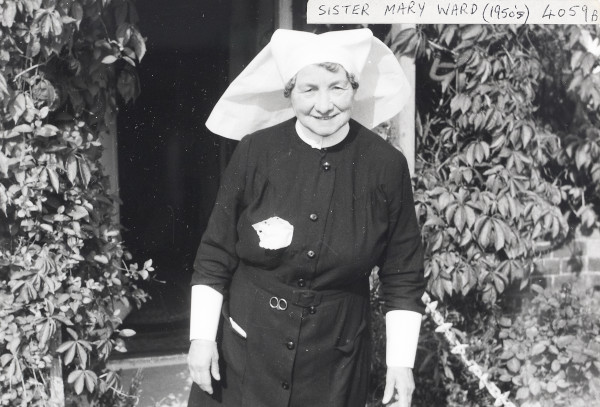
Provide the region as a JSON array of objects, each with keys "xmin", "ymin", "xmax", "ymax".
[{"xmin": 314, "ymin": 91, "xmax": 333, "ymax": 114}]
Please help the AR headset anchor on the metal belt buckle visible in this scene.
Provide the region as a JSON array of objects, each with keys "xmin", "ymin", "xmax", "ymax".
[{"xmin": 269, "ymin": 296, "xmax": 288, "ymax": 311}]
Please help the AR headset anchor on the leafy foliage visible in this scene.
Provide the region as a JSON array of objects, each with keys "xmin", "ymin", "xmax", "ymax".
[
  {"xmin": 0, "ymin": 0, "xmax": 150, "ymax": 405},
  {"xmin": 492, "ymin": 285, "xmax": 600, "ymax": 407},
  {"xmin": 373, "ymin": 24, "xmax": 600, "ymax": 407},
  {"xmin": 391, "ymin": 24, "xmax": 600, "ymax": 307}
]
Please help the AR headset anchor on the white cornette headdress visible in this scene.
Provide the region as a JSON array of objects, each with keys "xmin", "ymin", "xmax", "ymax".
[{"xmin": 206, "ymin": 28, "xmax": 410, "ymax": 140}]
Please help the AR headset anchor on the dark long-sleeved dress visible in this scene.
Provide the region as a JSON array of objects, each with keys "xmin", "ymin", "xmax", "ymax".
[{"xmin": 188, "ymin": 118, "xmax": 425, "ymax": 407}]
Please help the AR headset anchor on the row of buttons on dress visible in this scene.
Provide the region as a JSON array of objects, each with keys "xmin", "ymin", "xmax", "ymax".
[
  {"xmin": 280, "ymin": 159, "xmax": 330, "ymax": 392},
  {"xmin": 304, "ymin": 237, "xmax": 316, "ymax": 314},
  {"xmin": 306, "ymin": 209, "xmax": 318, "ymax": 258}
]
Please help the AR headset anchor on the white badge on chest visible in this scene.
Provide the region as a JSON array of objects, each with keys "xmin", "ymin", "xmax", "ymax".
[{"xmin": 252, "ymin": 216, "xmax": 294, "ymax": 250}]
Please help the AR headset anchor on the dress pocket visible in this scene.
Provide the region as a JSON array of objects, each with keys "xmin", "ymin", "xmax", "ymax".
[
  {"xmin": 220, "ymin": 277, "xmax": 256, "ymax": 382},
  {"xmin": 221, "ymin": 317, "xmax": 248, "ymax": 380}
]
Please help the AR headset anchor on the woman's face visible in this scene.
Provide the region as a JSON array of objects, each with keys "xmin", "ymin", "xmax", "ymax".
[{"xmin": 290, "ymin": 64, "xmax": 355, "ymax": 137}]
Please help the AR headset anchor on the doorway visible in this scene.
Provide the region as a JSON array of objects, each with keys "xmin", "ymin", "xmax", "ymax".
[{"xmin": 117, "ymin": 0, "xmax": 235, "ymax": 355}]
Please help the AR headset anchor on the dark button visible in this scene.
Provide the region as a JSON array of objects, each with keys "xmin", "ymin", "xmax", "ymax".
[
  {"xmin": 309, "ymin": 213, "xmax": 318, "ymax": 221},
  {"xmin": 282, "ymin": 381, "xmax": 290, "ymax": 390},
  {"xmin": 309, "ymin": 306, "xmax": 317, "ymax": 314},
  {"xmin": 322, "ymin": 162, "xmax": 331, "ymax": 171},
  {"xmin": 306, "ymin": 250, "xmax": 315, "ymax": 258},
  {"xmin": 286, "ymin": 341, "xmax": 295, "ymax": 350},
  {"xmin": 297, "ymin": 278, "xmax": 306, "ymax": 288}
]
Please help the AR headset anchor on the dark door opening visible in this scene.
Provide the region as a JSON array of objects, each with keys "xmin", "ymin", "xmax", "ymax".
[{"xmin": 116, "ymin": 0, "xmax": 234, "ymax": 355}]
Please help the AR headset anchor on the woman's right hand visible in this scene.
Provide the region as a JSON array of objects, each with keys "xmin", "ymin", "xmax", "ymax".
[{"xmin": 188, "ymin": 339, "xmax": 220, "ymax": 394}]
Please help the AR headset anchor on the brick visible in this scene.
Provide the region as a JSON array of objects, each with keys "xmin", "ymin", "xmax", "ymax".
[
  {"xmin": 575, "ymin": 273, "xmax": 600, "ymax": 290},
  {"xmin": 547, "ymin": 274, "xmax": 576, "ymax": 288},
  {"xmin": 561, "ymin": 256, "xmax": 584, "ymax": 274},
  {"xmin": 552, "ymin": 241, "xmax": 584, "ymax": 259},
  {"xmin": 584, "ymin": 239, "xmax": 600, "ymax": 256},
  {"xmin": 535, "ymin": 258, "xmax": 562, "ymax": 275},
  {"xmin": 588, "ymin": 258, "xmax": 600, "ymax": 273},
  {"xmin": 528, "ymin": 272, "xmax": 600, "ymax": 291}
]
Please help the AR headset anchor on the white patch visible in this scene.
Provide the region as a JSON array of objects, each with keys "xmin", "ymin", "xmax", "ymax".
[
  {"xmin": 229, "ymin": 317, "xmax": 247, "ymax": 338},
  {"xmin": 252, "ymin": 216, "xmax": 294, "ymax": 250}
]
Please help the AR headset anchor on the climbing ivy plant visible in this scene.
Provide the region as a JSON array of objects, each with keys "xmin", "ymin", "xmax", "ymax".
[
  {"xmin": 0, "ymin": 0, "xmax": 151, "ymax": 405},
  {"xmin": 386, "ymin": 24, "xmax": 600, "ymax": 407},
  {"xmin": 391, "ymin": 24, "xmax": 600, "ymax": 306}
]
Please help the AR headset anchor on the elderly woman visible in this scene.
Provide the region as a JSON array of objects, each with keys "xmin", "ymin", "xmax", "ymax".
[{"xmin": 187, "ymin": 29, "xmax": 425, "ymax": 407}]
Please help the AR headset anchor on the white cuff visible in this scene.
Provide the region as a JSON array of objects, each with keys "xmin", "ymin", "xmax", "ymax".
[
  {"xmin": 386, "ymin": 310, "xmax": 422, "ymax": 368},
  {"xmin": 190, "ymin": 285, "xmax": 223, "ymax": 341}
]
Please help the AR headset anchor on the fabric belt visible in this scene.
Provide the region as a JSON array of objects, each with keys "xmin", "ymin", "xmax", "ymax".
[{"xmin": 237, "ymin": 263, "xmax": 369, "ymax": 309}]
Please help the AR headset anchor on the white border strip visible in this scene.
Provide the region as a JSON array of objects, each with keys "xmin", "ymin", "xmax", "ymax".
[{"xmin": 307, "ymin": 0, "xmax": 600, "ymax": 24}]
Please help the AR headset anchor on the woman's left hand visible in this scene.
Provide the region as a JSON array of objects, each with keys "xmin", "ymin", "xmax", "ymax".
[{"xmin": 382, "ymin": 366, "xmax": 415, "ymax": 406}]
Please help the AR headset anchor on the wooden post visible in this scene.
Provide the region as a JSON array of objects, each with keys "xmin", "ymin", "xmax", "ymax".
[
  {"xmin": 100, "ymin": 105, "xmax": 121, "ymax": 220},
  {"xmin": 388, "ymin": 24, "xmax": 416, "ymax": 177},
  {"xmin": 49, "ymin": 327, "xmax": 65, "ymax": 407},
  {"xmin": 275, "ymin": 0, "xmax": 293, "ymax": 29}
]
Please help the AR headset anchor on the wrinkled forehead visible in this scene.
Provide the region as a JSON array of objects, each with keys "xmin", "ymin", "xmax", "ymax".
[{"xmin": 293, "ymin": 63, "xmax": 351, "ymax": 85}]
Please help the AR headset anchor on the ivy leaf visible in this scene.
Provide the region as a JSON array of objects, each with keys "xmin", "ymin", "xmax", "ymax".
[
  {"xmin": 529, "ymin": 379, "xmax": 541, "ymax": 396},
  {"xmin": 78, "ymin": 157, "xmax": 92, "ymax": 187},
  {"xmin": 0, "ymin": 184, "xmax": 8, "ymax": 215},
  {"xmin": 515, "ymin": 386, "xmax": 529, "ymax": 400},
  {"xmin": 493, "ymin": 219, "xmax": 505, "ymax": 251},
  {"xmin": 36, "ymin": 124, "xmax": 60, "ymax": 137},
  {"xmin": 119, "ymin": 329, "xmax": 136, "ymax": 337},
  {"xmin": 390, "ymin": 28, "xmax": 417, "ymax": 55},
  {"xmin": 67, "ymin": 205, "xmax": 88, "ymax": 220},
  {"xmin": 66, "ymin": 155, "xmax": 78, "ymax": 184},
  {"xmin": 94, "ymin": 254, "xmax": 109, "ymax": 264},
  {"xmin": 1, "ymin": 1, "xmax": 17, "ymax": 27},
  {"xmin": 507, "ymin": 357, "xmax": 521, "ymax": 373},
  {"xmin": 76, "ymin": 341, "xmax": 91, "ymax": 368},
  {"xmin": 521, "ymin": 124, "xmax": 534, "ymax": 148},
  {"xmin": 84, "ymin": 370, "xmax": 98, "ymax": 393},
  {"xmin": 454, "ymin": 206, "xmax": 466, "ymax": 232},
  {"xmin": 37, "ymin": 318, "xmax": 56, "ymax": 347},
  {"xmin": 531, "ymin": 343, "xmax": 546, "ymax": 356},
  {"xmin": 477, "ymin": 218, "xmax": 492, "ymax": 249},
  {"xmin": 68, "ymin": 369, "xmax": 85, "ymax": 394},
  {"xmin": 102, "ymin": 55, "xmax": 118, "ymax": 64},
  {"xmin": 53, "ymin": 314, "xmax": 74, "ymax": 326},
  {"xmin": 47, "ymin": 167, "xmax": 60, "ymax": 193},
  {"xmin": 36, "ymin": 9, "xmax": 63, "ymax": 38},
  {"xmin": 0, "ymin": 72, "xmax": 9, "ymax": 97},
  {"xmin": 9, "ymin": 93, "xmax": 26, "ymax": 122},
  {"xmin": 57, "ymin": 340, "xmax": 77, "ymax": 365},
  {"xmin": 575, "ymin": 143, "xmax": 591, "ymax": 170},
  {"xmin": 0, "ymin": 150, "xmax": 8, "ymax": 177},
  {"xmin": 116, "ymin": 23, "xmax": 132, "ymax": 45},
  {"xmin": 461, "ymin": 25, "xmax": 482, "ymax": 40}
]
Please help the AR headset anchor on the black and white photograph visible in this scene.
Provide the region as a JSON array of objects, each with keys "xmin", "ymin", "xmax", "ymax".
[{"xmin": 0, "ymin": 1, "xmax": 599, "ymax": 406}]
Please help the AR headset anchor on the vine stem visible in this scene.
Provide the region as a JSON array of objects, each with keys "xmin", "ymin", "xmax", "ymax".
[{"xmin": 13, "ymin": 63, "xmax": 44, "ymax": 82}]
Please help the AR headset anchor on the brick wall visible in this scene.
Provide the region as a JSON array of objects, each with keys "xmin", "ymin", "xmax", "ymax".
[{"xmin": 535, "ymin": 229, "xmax": 600, "ymax": 289}]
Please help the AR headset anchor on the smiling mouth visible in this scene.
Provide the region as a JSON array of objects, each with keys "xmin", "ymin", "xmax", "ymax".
[{"xmin": 312, "ymin": 115, "xmax": 337, "ymax": 120}]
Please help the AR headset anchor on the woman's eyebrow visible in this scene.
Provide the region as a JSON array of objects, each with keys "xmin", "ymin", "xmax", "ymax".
[
  {"xmin": 330, "ymin": 80, "xmax": 349, "ymax": 86},
  {"xmin": 297, "ymin": 79, "xmax": 349, "ymax": 87}
]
